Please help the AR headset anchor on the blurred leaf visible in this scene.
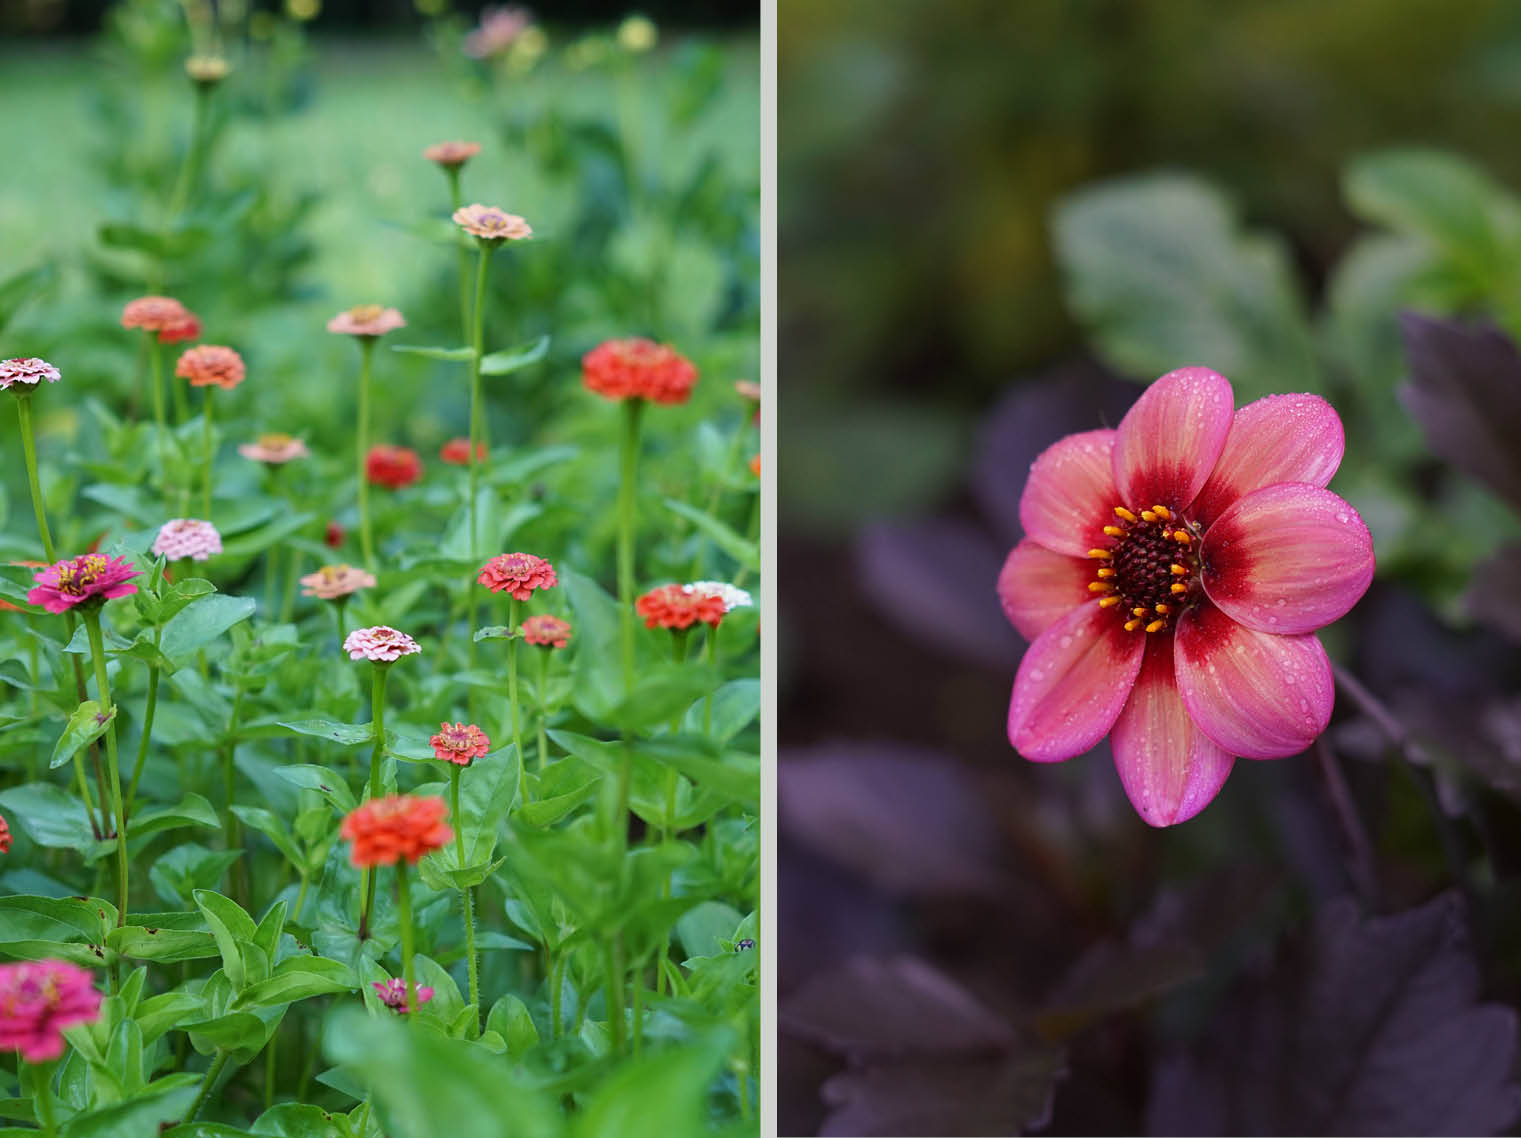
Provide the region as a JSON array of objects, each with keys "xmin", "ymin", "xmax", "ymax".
[
  {"xmin": 277, "ymin": 719, "xmax": 373, "ymax": 747},
  {"xmin": 160, "ymin": 595, "xmax": 257, "ymax": 660},
  {"xmin": 0, "ymin": 784, "xmax": 94, "ymax": 849},
  {"xmin": 98, "ymin": 221, "xmax": 210, "ymax": 260},
  {"xmin": 390, "ymin": 345, "xmax": 473, "ymax": 362},
  {"xmin": 0, "ymin": 262, "xmax": 56, "ymax": 336},
  {"xmin": 480, "ymin": 335, "xmax": 550, "ymax": 376},
  {"xmin": 664, "ymin": 499, "xmax": 758, "ymax": 571},
  {"xmin": 569, "ymin": 1033, "xmax": 732, "ymax": 1138}
]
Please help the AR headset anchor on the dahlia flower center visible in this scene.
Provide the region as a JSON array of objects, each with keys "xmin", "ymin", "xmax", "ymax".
[{"xmin": 1087, "ymin": 505, "xmax": 1200, "ymax": 633}]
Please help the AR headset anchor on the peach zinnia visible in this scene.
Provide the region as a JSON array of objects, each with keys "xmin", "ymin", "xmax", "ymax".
[
  {"xmin": 366, "ymin": 445, "xmax": 422, "ymax": 489},
  {"xmin": 176, "ymin": 345, "xmax": 245, "ymax": 389},
  {"xmin": 452, "ymin": 203, "xmax": 532, "ymax": 243},
  {"xmin": 636, "ymin": 583, "xmax": 726, "ymax": 630},
  {"xmin": 120, "ymin": 296, "xmax": 190, "ymax": 333},
  {"xmin": 0, "ymin": 358, "xmax": 61, "ymax": 390},
  {"xmin": 998, "ymin": 367, "xmax": 1375, "ymax": 827},
  {"xmin": 300, "ymin": 564, "xmax": 376, "ymax": 600},
  {"xmin": 521, "ymin": 613, "xmax": 571, "ymax": 648},
  {"xmin": 582, "ymin": 338, "xmax": 698, "ymax": 405},
  {"xmin": 429, "ymin": 722, "xmax": 491, "ymax": 766},
  {"xmin": 423, "ymin": 141, "xmax": 481, "ymax": 168},
  {"xmin": 340, "ymin": 794, "xmax": 452, "ymax": 867},
  {"xmin": 238, "ymin": 433, "xmax": 309, "ymax": 464},
  {"xmin": 477, "ymin": 552, "xmax": 557, "ymax": 601},
  {"xmin": 327, "ymin": 305, "xmax": 406, "ymax": 339}
]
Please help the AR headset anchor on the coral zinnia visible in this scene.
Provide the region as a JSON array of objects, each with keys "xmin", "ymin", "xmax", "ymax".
[
  {"xmin": 340, "ymin": 795, "xmax": 452, "ymax": 867},
  {"xmin": 520, "ymin": 613, "xmax": 572, "ymax": 648},
  {"xmin": 452, "ymin": 203, "xmax": 532, "ymax": 243},
  {"xmin": 0, "ymin": 358, "xmax": 61, "ymax": 390},
  {"xmin": 175, "ymin": 345, "xmax": 245, "ymax": 390},
  {"xmin": 373, "ymin": 977, "xmax": 434, "ymax": 1011},
  {"xmin": 120, "ymin": 296, "xmax": 190, "ymax": 333},
  {"xmin": 429, "ymin": 722, "xmax": 491, "ymax": 766},
  {"xmin": 581, "ymin": 338, "xmax": 698, "ymax": 405},
  {"xmin": 423, "ymin": 141, "xmax": 481, "ymax": 168},
  {"xmin": 300, "ymin": 564, "xmax": 376, "ymax": 600},
  {"xmin": 0, "ymin": 960, "xmax": 102, "ymax": 1062},
  {"xmin": 238, "ymin": 433, "xmax": 309, "ymax": 464},
  {"xmin": 151, "ymin": 518, "xmax": 222, "ymax": 562},
  {"xmin": 343, "ymin": 625, "xmax": 420, "ymax": 663},
  {"xmin": 365, "ymin": 445, "xmax": 422, "ymax": 489},
  {"xmin": 327, "ymin": 305, "xmax": 406, "ymax": 338},
  {"xmin": 997, "ymin": 367, "xmax": 1374, "ymax": 827},
  {"xmin": 156, "ymin": 311, "xmax": 201, "ymax": 344},
  {"xmin": 439, "ymin": 437, "xmax": 487, "ymax": 465},
  {"xmin": 27, "ymin": 555, "xmax": 140, "ymax": 615},
  {"xmin": 477, "ymin": 552, "xmax": 557, "ymax": 600},
  {"xmin": 636, "ymin": 583, "xmax": 726, "ymax": 630}
]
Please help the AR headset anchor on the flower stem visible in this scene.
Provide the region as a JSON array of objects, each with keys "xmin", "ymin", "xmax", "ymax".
[
  {"xmin": 447, "ymin": 168, "xmax": 471, "ymax": 346},
  {"xmin": 83, "ymin": 610, "xmax": 128, "ymax": 927},
  {"xmin": 507, "ymin": 598, "xmax": 524, "ymax": 764},
  {"xmin": 451, "ymin": 763, "xmax": 480, "ymax": 1027},
  {"xmin": 536, "ymin": 647, "xmax": 549, "ymax": 772},
  {"xmin": 549, "ymin": 949, "xmax": 566, "ymax": 1038},
  {"xmin": 16, "ymin": 396, "xmax": 56, "ymax": 562},
  {"xmin": 468, "ymin": 245, "xmax": 489, "ymax": 564},
  {"xmin": 201, "ymin": 387, "xmax": 215, "ymax": 520},
  {"xmin": 616, "ymin": 398, "xmax": 645, "ymax": 696},
  {"xmin": 188, "ymin": 1049, "xmax": 229, "ymax": 1122},
  {"xmin": 356, "ymin": 337, "xmax": 376, "ymax": 568},
  {"xmin": 125, "ymin": 652, "xmax": 160, "ymax": 814},
  {"xmin": 26, "ymin": 1058, "xmax": 56, "ymax": 1136},
  {"xmin": 703, "ymin": 623, "xmax": 719, "ymax": 738},
  {"xmin": 396, "ymin": 860, "xmax": 418, "ymax": 1014},
  {"xmin": 604, "ymin": 936, "xmax": 626, "ymax": 1053},
  {"xmin": 359, "ymin": 664, "xmax": 389, "ymax": 939}
]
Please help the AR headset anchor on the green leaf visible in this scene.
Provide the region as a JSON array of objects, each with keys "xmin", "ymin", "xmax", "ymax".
[
  {"xmin": 0, "ymin": 784, "xmax": 94, "ymax": 848},
  {"xmin": 273, "ymin": 765, "xmax": 357, "ymax": 814},
  {"xmin": 472, "ymin": 625, "xmax": 515, "ymax": 643},
  {"xmin": 98, "ymin": 220, "xmax": 210, "ymax": 259},
  {"xmin": 193, "ymin": 889, "xmax": 257, "ymax": 990},
  {"xmin": 50, "ymin": 701, "xmax": 117, "ymax": 771},
  {"xmin": 563, "ymin": 569, "xmax": 621, "ymax": 720},
  {"xmin": 108, "ymin": 917, "xmax": 219, "ymax": 964},
  {"xmin": 230, "ymin": 806, "xmax": 305, "ymax": 868},
  {"xmin": 1344, "ymin": 148, "xmax": 1521, "ymax": 265},
  {"xmin": 0, "ymin": 262, "xmax": 56, "ymax": 336},
  {"xmin": 239, "ymin": 957, "xmax": 357, "ymax": 1009},
  {"xmin": 160, "ymin": 595, "xmax": 257, "ymax": 660},
  {"xmin": 277, "ymin": 719, "xmax": 374, "ymax": 746},
  {"xmin": 641, "ymin": 741, "xmax": 758, "ymax": 808},
  {"xmin": 390, "ymin": 344, "xmax": 474, "ymax": 361},
  {"xmin": 569, "ymin": 1032, "xmax": 732, "ymax": 1138},
  {"xmin": 135, "ymin": 577, "xmax": 216, "ymax": 626},
  {"xmin": 479, "ymin": 334, "xmax": 551, "ymax": 376},
  {"xmin": 184, "ymin": 1007, "xmax": 283, "ymax": 1063},
  {"xmin": 486, "ymin": 994, "xmax": 539, "ymax": 1059},
  {"xmin": 126, "ymin": 793, "xmax": 221, "ymax": 841},
  {"xmin": 663, "ymin": 498, "xmax": 759, "ymax": 571},
  {"xmin": 58, "ymin": 1073, "xmax": 200, "ymax": 1137},
  {"xmin": 681, "ymin": 679, "xmax": 759, "ymax": 743},
  {"xmin": 675, "ymin": 901, "xmax": 744, "ymax": 960},
  {"xmin": 604, "ymin": 667, "xmax": 720, "ymax": 732}
]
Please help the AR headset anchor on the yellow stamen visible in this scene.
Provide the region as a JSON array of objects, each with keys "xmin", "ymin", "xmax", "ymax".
[
  {"xmin": 1152, "ymin": 505, "xmax": 1171, "ymax": 519},
  {"xmin": 1102, "ymin": 525, "xmax": 1126, "ymax": 537},
  {"xmin": 1114, "ymin": 507, "xmax": 1138, "ymax": 522},
  {"xmin": 1132, "ymin": 606, "xmax": 1147, "ymax": 617},
  {"xmin": 1171, "ymin": 529, "xmax": 1191, "ymax": 545},
  {"xmin": 1089, "ymin": 581, "xmax": 1114, "ymax": 593},
  {"xmin": 1098, "ymin": 596, "xmax": 1121, "ymax": 609},
  {"xmin": 1124, "ymin": 619, "xmax": 1142, "ymax": 632},
  {"xmin": 1140, "ymin": 509, "xmax": 1159, "ymax": 522},
  {"xmin": 1170, "ymin": 563, "xmax": 1188, "ymax": 576},
  {"xmin": 1145, "ymin": 619, "xmax": 1167, "ymax": 634},
  {"xmin": 1170, "ymin": 582, "xmax": 1188, "ymax": 595},
  {"xmin": 1086, "ymin": 549, "xmax": 1112, "ymax": 560},
  {"xmin": 1096, "ymin": 568, "xmax": 1115, "ymax": 579}
]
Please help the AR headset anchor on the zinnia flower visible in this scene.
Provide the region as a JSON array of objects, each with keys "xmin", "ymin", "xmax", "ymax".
[
  {"xmin": 452, "ymin": 204, "xmax": 532, "ymax": 243},
  {"xmin": 300, "ymin": 564, "xmax": 375, "ymax": 600},
  {"xmin": 0, "ymin": 814, "xmax": 10, "ymax": 854},
  {"xmin": 156, "ymin": 311, "xmax": 201, "ymax": 344},
  {"xmin": 688, "ymin": 581, "xmax": 753, "ymax": 613},
  {"xmin": 373, "ymin": 977, "xmax": 434, "ymax": 1012},
  {"xmin": 463, "ymin": 6, "xmax": 532, "ymax": 58},
  {"xmin": 998, "ymin": 367, "xmax": 1375, "ymax": 827},
  {"xmin": 27, "ymin": 555, "xmax": 140, "ymax": 615},
  {"xmin": 151, "ymin": 518, "xmax": 222, "ymax": 562},
  {"xmin": 0, "ymin": 960, "xmax": 102, "ymax": 1062},
  {"xmin": 439, "ymin": 437, "xmax": 486, "ymax": 465},
  {"xmin": 343, "ymin": 625, "xmax": 421, "ymax": 663},
  {"xmin": 520, "ymin": 613, "xmax": 572, "ymax": 648},
  {"xmin": 120, "ymin": 296, "xmax": 190, "ymax": 333},
  {"xmin": 238, "ymin": 433, "xmax": 309, "ymax": 464},
  {"xmin": 429, "ymin": 722, "xmax": 491, "ymax": 766},
  {"xmin": 581, "ymin": 338, "xmax": 698, "ymax": 405},
  {"xmin": 636, "ymin": 583, "xmax": 726, "ymax": 630},
  {"xmin": 175, "ymin": 345, "xmax": 245, "ymax": 390},
  {"xmin": 366, "ymin": 445, "xmax": 422, "ymax": 490},
  {"xmin": 325, "ymin": 521, "xmax": 345, "ymax": 549},
  {"xmin": 423, "ymin": 141, "xmax": 481, "ymax": 168},
  {"xmin": 477, "ymin": 552, "xmax": 557, "ymax": 600},
  {"xmin": 185, "ymin": 55, "xmax": 231, "ymax": 86},
  {"xmin": 0, "ymin": 358, "xmax": 61, "ymax": 390},
  {"xmin": 340, "ymin": 795, "xmax": 452, "ymax": 867},
  {"xmin": 327, "ymin": 305, "xmax": 406, "ymax": 338}
]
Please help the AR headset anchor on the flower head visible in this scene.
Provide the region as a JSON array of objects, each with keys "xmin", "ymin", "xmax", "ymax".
[
  {"xmin": 477, "ymin": 552, "xmax": 557, "ymax": 601},
  {"xmin": 521, "ymin": 613, "xmax": 572, "ymax": 649},
  {"xmin": 175, "ymin": 345, "xmax": 245, "ymax": 390},
  {"xmin": 464, "ymin": 5, "xmax": 532, "ymax": 58},
  {"xmin": 582, "ymin": 338, "xmax": 697, "ymax": 405},
  {"xmin": 327, "ymin": 305, "xmax": 406, "ymax": 338},
  {"xmin": 301, "ymin": 564, "xmax": 375, "ymax": 601},
  {"xmin": 636, "ymin": 583, "xmax": 726, "ymax": 631},
  {"xmin": 121, "ymin": 296, "xmax": 190, "ymax": 333},
  {"xmin": 423, "ymin": 141, "xmax": 481, "ymax": 168},
  {"xmin": 687, "ymin": 581, "xmax": 753, "ymax": 613},
  {"xmin": 156, "ymin": 311, "xmax": 202, "ymax": 344},
  {"xmin": 998, "ymin": 368, "xmax": 1375, "ymax": 828},
  {"xmin": 343, "ymin": 625, "xmax": 420, "ymax": 663},
  {"xmin": 366, "ymin": 445, "xmax": 422, "ymax": 490},
  {"xmin": 0, "ymin": 358, "xmax": 61, "ymax": 391},
  {"xmin": 0, "ymin": 814, "xmax": 11, "ymax": 854},
  {"xmin": 238, "ymin": 433, "xmax": 309, "ymax": 464},
  {"xmin": 429, "ymin": 722, "xmax": 491, "ymax": 766},
  {"xmin": 27, "ymin": 555, "xmax": 140, "ymax": 615},
  {"xmin": 185, "ymin": 55, "xmax": 231, "ymax": 86},
  {"xmin": 325, "ymin": 521, "xmax": 345, "ymax": 549},
  {"xmin": 151, "ymin": 518, "xmax": 222, "ymax": 562},
  {"xmin": 734, "ymin": 379, "xmax": 761, "ymax": 403},
  {"xmin": 0, "ymin": 960, "xmax": 101, "ymax": 1062},
  {"xmin": 452, "ymin": 203, "xmax": 532, "ymax": 243},
  {"xmin": 439, "ymin": 437, "xmax": 487, "ymax": 465},
  {"xmin": 340, "ymin": 794, "xmax": 452, "ymax": 867},
  {"xmin": 373, "ymin": 977, "xmax": 434, "ymax": 1012}
]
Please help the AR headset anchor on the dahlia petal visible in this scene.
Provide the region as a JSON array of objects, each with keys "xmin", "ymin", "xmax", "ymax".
[
  {"xmin": 1110, "ymin": 637, "xmax": 1235, "ymax": 826},
  {"xmin": 1174, "ymin": 604, "xmax": 1334, "ymax": 759},
  {"xmin": 1008, "ymin": 601, "xmax": 1145, "ymax": 762},
  {"xmin": 996, "ymin": 540, "xmax": 1090, "ymax": 640},
  {"xmin": 1189, "ymin": 393, "xmax": 1346, "ymax": 528},
  {"xmin": 1200, "ymin": 483, "xmax": 1375, "ymax": 636},
  {"xmin": 1112, "ymin": 366, "xmax": 1234, "ymax": 511},
  {"xmin": 1018, "ymin": 429, "xmax": 1119, "ymax": 558}
]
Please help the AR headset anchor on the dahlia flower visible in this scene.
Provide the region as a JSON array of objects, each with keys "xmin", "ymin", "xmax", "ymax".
[
  {"xmin": 636, "ymin": 583, "xmax": 726, "ymax": 630},
  {"xmin": 452, "ymin": 203, "xmax": 532, "ymax": 243},
  {"xmin": 477, "ymin": 552, "xmax": 557, "ymax": 601},
  {"xmin": 175, "ymin": 345, "xmax": 245, "ymax": 390},
  {"xmin": 327, "ymin": 305, "xmax": 405, "ymax": 339},
  {"xmin": 688, "ymin": 581, "xmax": 753, "ymax": 613},
  {"xmin": 238, "ymin": 433, "xmax": 309, "ymax": 464},
  {"xmin": 0, "ymin": 358, "xmax": 60, "ymax": 390},
  {"xmin": 998, "ymin": 367, "xmax": 1374, "ymax": 827},
  {"xmin": 343, "ymin": 625, "xmax": 420, "ymax": 663},
  {"xmin": 0, "ymin": 960, "xmax": 101, "ymax": 1062},
  {"xmin": 373, "ymin": 977, "xmax": 434, "ymax": 1012},
  {"xmin": 27, "ymin": 555, "xmax": 140, "ymax": 615},
  {"xmin": 151, "ymin": 518, "xmax": 222, "ymax": 562},
  {"xmin": 340, "ymin": 795, "xmax": 452, "ymax": 867},
  {"xmin": 521, "ymin": 613, "xmax": 572, "ymax": 648},
  {"xmin": 429, "ymin": 722, "xmax": 490, "ymax": 766},
  {"xmin": 300, "ymin": 564, "xmax": 375, "ymax": 600},
  {"xmin": 581, "ymin": 338, "xmax": 698, "ymax": 405},
  {"xmin": 422, "ymin": 141, "xmax": 481, "ymax": 168},
  {"xmin": 439, "ymin": 436, "xmax": 486, "ymax": 465},
  {"xmin": 365, "ymin": 445, "xmax": 422, "ymax": 490}
]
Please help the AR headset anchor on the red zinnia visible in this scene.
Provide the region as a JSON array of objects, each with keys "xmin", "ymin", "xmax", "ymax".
[
  {"xmin": 636, "ymin": 583, "xmax": 726, "ymax": 631},
  {"xmin": 340, "ymin": 795, "xmax": 452, "ymax": 868},
  {"xmin": 429, "ymin": 722, "xmax": 491, "ymax": 766},
  {"xmin": 440, "ymin": 437, "xmax": 486, "ymax": 465},
  {"xmin": 325, "ymin": 520, "xmax": 345, "ymax": 549},
  {"xmin": 581, "ymin": 338, "xmax": 698, "ymax": 405},
  {"xmin": 477, "ymin": 552, "xmax": 557, "ymax": 601},
  {"xmin": 366, "ymin": 445, "xmax": 422, "ymax": 490}
]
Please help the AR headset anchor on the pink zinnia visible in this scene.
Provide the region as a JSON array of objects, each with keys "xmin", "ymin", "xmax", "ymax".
[
  {"xmin": 327, "ymin": 305, "xmax": 406, "ymax": 338},
  {"xmin": 429, "ymin": 722, "xmax": 491, "ymax": 766},
  {"xmin": 582, "ymin": 338, "xmax": 698, "ymax": 405},
  {"xmin": 477, "ymin": 552, "xmax": 557, "ymax": 601},
  {"xmin": 998, "ymin": 367, "xmax": 1375, "ymax": 827},
  {"xmin": 151, "ymin": 518, "xmax": 222, "ymax": 562},
  {"xmin": 120, "ymin": 296, "xmax": 190, "ymax": 333},
  {"xmin": 343, "ymin": 625, "xmax": 421, "ymax": 663},
  {"xmin": 0, "ymin": 960, "xmax": 102, "ymax": 1062},
  {"xmin": 463, "ymin": 6, "xmax": 532, "ymax": 58},
  {"xmin": 520, "ymin": 613, "xmax": 571, "ymax": 649},
  {"xmin": 452, "ymin": 204, "xmax": 532, "ymax": 243},
  {"xmin": 373, "ymin": 977, "xmax": 434, "ymax": 1013},
  {"xmin": 423, "ymin": 141, "xmax": 481, "ymax": 168},
  {"xmin": 0, "ymin": 814, "xmax": 10, "ymax": 854},
  {"xmin": 238, "ymin": 433, "xmax": 309, "ymax": 464},
  {"xmin": 176, "ymin": 345, "xmax": 245, "ymax": 390},
  {"xmin": 301, "ymin": 564, "xmax": 376, "ymax": 600},
  {"xmin": 27, "ymin": 555, "xmax": 140, "ymax": 615},
  {"xmin": 0, "ymin": 358, "xmax": 61, "ymax": 390}
]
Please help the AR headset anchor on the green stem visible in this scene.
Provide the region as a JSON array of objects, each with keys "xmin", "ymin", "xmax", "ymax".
[
  {"xmin": 125, "ymin": 655, "xmax": 160, "ymax": 814},
  {"xmin": 224, "ymin": 684, "xmax": 246, "ymax": 903},
  {"xmin": 201, "ymin": 387, "xmax": 215, "ymax": 519},
  {"xmin": 359, "ymin": 664, "xmax": 389, "ymax": 938},
  {"xmin": 468, "ymin": 245, "xmax": 489, "ymax": 564},
  {"xmin": 604, "ymin": 936, "xmax": 626, "ymax": 1053},
  {"xmin": 616, "ymin": 398, "xmax": 644, "ymax": 695},
  {"xmin": 689, "ymin": 419, "xmax": 749, "ymax": 579},
  {"xmin": 447, "ymin": 168, "xmax": 471, "ymax": 347},
  {"xmin": 187, "ymin": 1049, "xmax": 229, "ymax": 1122},
  {"xmin": 263, "ymin": 1026, "xmax": 277, "ymax": 1112},
  {"xmin": 293, "ymin": 872, "xmax": 309, "ymax": 923},
  {"xmin": 356, "ymin": 337, "xmax": 376, "ymax": 568},
  {"xmin": 536, "ymin": 648, "xmax": 549, "ymax": 772},
  {"xmin": 507, "ymin": 598, "xmax": 524, "ymax": 764},
  {"xmin": 28, "ymin": 1059, "xmax": 56, "ymax": 1136},
  {"xmin": 703, "ymin": 624, "xmax": 719, "ymax": 738},
  {"xmin": 16, "ymin": 396, "xmax": 56, "ymax": 562},
  {"xmin": 451, "ymin": 763, "xmax": 480, "ymax": 1025},
  {"xmin": 83, "ymin": 610, "xmax": 128, "ymax": 928},
  {"xmin": 396, "ymin": 861, "xmax": 418, "ymax": 1014},
  {"xmin": 550, "ymin": 949, "xmax": 566, "ymax": 1039}
]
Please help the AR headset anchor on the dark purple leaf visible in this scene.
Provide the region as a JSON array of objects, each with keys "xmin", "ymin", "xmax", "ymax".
[
  {"xmin": 1468, "ymin": 543, "xmax": 1521, "ymax": 644},
  {"xmin": 1399, "ymin": 312, "xmax": 1521, "ymax": 511},
  {"xmin": 1146, "ymin": 892, "xmax": 1521, "ymax": 1137}
]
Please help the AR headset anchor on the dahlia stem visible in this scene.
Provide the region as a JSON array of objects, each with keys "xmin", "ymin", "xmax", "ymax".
[
  {"xmin": 535, "ymin": 648, "xmax": 549, "ymax": 772},
  {"xmin": 395, "ymin": 860, "xmax": 419, "ymax": 1015},
  {"xmin": 356, "ymin": 337, "xmax": 376, "ymax": 569},
  {"xmin": 506, "ymin": 598, "xmax": 524, "ymax": 765},
  {"xmin": 451, "ymin": 763, "xmax": 480, "ymax": 1026},
  {"xmin": 15, "ymin": 396, "xmax": 56, "ymax": 562},
  {"xmin": 358, "ymin": 663, "xmax": 389, "ymax": 939},
  {"xmin": 187, "ymin": 1049, "xmax": 229, "ymax": 1122},
  {"xmin": 200, "ymin": 387, "xmax": 215, "ymax": 520},
  {"xmin": 82, "ymin": 610, "xmax": 129, "ymax": 927},
  {"xmin": 446, "ymin": 167, "xmax": 471, "ymax": 346}
]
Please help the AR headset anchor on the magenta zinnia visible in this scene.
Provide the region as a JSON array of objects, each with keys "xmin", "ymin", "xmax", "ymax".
[
  {"xmin": 27, "ymin": 554, "xmax": 140, "ymax": 615},
  {"xmin": 0, "ymin": 960, "xmax": 102, "ymax": 1062},
  {"xmin": 998, "ymin": 367, "xmax": 1374, "ymax": 827}
]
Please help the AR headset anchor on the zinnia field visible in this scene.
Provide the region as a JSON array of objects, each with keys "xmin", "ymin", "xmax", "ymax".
[{"xmin": 0, "ymin": 3, "xmax": 759, "ymax": 1135}]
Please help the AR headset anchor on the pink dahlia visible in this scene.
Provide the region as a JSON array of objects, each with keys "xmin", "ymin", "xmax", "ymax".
[
  {"xmin": 477, "ymin": 552, "xmax": 557, "ymax": 601},
  {"xmin": 373, "ymin": 977, "xmax": 434, "ymax": 1013},
  {"xmin": 0, "ymin": 358, "xmax": 61, "ymax": 390},
  {"xmin": 151, "ymin": 518, "xmax": 222, "ymax": 562},
  {"xmin": 238, "ymin": 433, "xmax": 309, "ymax": 464},
  {"xmin": 423, "ymin": 141, "xmax": 481, "ymax": 168},
  {"xmin": 327, "ymin": 305, "xmax": 406, "ymax": 338},
  {"xmin": 343, "ymin": 625, "xmax": 421, "ymax": 663},
  {"xmin": 0, "ymin": 960, "xmax": 102, "ymax": 1062},
  {"xmin": 452, "ymin": 203, "xmax": 532, "ymax": 243},
  {"xmin": 176, "ymin": 345, "xmax": 245, "ymax": 390},
  {"xmin": 520, "ymin": 613, "xmax": 571, "ymax": 649},
  {"xmin": 429, "ymin": 722, "xmax": 491, "ymax": 766},
  {"xmin": 28, "ymin": 555, "xmax": 140, "ymax": 615},
  {"xmin": 998, "ymin": 367, "xmax": 1374, "ymax": 827},
  {"xmin": 582, "ymin": 338, "xmax": 698, "ymax": 405}
]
